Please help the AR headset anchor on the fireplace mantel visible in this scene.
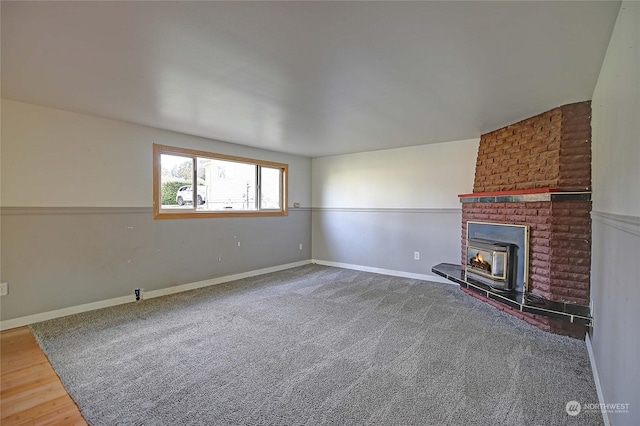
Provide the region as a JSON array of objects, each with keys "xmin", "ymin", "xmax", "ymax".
[{"xmin": 459, "ymin": 188, "xmax": 591, "ymax": 204}]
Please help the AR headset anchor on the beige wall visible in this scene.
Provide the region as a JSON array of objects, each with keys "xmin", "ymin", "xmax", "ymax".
[
  {"xmin": 592, "ymin": 3, "xmax": 640, "ymax": 218},
  {"xmin": 1, "ymin": 99, "xmax": 311, "ymax": 208},
  {"xmin": 312, "ymin": 139, "xmax": 479, "ymax": 209}
]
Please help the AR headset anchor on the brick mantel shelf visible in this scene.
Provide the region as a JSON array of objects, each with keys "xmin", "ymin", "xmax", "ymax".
[{"xmin": 458, "ymin": 188, "xmax": 591, "ymax": 204}]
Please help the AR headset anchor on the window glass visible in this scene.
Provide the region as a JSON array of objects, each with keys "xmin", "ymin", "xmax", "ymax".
[
  {"xmin": 154, "ymin": 144, "xmax": 288, "ymax": 219},
  {"xmin": 260, "ymin": 167, "xmax": 281, "ymax": 210},
  {"xmin": 160, "ymin": 154, "xmax": 193, "ymax": 209},
  {"xmin": 197, "ymin": 158, "xmax": 257, "ymax": 211}
]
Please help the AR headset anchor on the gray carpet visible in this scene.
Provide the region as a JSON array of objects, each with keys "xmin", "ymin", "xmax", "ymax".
[{"xmin": 30, "ymin": 265, "xmax": 602, "ymax": 425}]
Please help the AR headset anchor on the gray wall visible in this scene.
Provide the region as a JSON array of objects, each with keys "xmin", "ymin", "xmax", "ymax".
[
  {"xmin": 590, "ymin": 214, "xmax": 639, "ymax": 424},
  {"xmin": 1, "ymin": 208, "xmax": 311, "ymax": 320},
  {"xmin": 313, "ymin": 208, "xmax": 462, "ymax": 277},
  {"xmin": 1, "ymin": 100, "xmax": 312, "ymax": 321},
  {"xmin": 311, "ymin": 139, "xmax": 478, "ymax": 278},
  {"xmin": 590, "ymin": 2, "xmax": 639, "ymax": 424}
]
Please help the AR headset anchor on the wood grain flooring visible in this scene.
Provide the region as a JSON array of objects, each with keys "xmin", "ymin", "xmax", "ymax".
[{"xmin": 1, "ymin": 327, "xmax": 86, "ymax": 425}]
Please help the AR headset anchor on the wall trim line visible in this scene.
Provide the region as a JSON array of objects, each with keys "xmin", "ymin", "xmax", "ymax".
[
  {"xmin": 311, "ymin": 259, "xmax": 456, "ymax": 285},
  {"xmin": 0, "ymin": 206, "xmax": 457, "ymax": 215},
  {"xmin": 591, "ymin": 211, "xmax": 640, "ymax": 237},
  {"xmin": 311, "ymin": 207, "xmax": 461, "ymax": 214},
  {"xmin": 586, "ymin": 332, "xmax": 610, "ymax": 426},
  {"xmin": 0, "ymin": 207, "xmax": 154, "ymax": 215},
  {"xmin": 0, "ymin": 260, "xmax": 312, "ymax": 331},
  {"xmin": 0, "ymin": 206, "xmax": 311, "ymax": 215}
]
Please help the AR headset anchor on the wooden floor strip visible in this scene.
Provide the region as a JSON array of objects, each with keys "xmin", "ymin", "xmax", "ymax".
[{"xmin": 0, "ymin": 327, "xmax": 87, "ymax": 426}]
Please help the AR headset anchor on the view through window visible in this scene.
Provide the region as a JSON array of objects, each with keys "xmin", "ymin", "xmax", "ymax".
[{"xmin": 154, "ymin": 144, "xmax": 287, "ymax": 218}]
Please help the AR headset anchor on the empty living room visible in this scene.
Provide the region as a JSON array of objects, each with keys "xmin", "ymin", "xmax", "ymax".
[{"xmin": 1, "ymin": 1, "xmax": 638, "ymax": 425}]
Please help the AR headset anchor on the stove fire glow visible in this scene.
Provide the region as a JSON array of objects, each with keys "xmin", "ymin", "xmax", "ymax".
[
  {"xmin": 466, "ymin": 238, "xmax": 517, "ymax": 290},
  {"xmin": 470, "ymin": 252, "xmax": 491, "ymax": 272}
]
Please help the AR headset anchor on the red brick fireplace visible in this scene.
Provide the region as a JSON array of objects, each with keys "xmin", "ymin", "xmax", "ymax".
[{"xmin": 460, "ymin": 101, "xmax": 592, "ymax": 338}]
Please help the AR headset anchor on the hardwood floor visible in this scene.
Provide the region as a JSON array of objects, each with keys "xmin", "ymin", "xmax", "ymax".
[{"xmin": 1, "ymin": 327, "xmax": 86, "ymax": 425}]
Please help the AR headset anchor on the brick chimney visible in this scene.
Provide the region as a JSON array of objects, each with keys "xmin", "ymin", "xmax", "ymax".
[{"xmin": 461, "ymin": 102, "xmax": 592, "ymax": 338}]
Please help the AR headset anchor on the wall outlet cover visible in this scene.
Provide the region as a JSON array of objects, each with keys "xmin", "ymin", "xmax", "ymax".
[{"xmin": 134, "ymin": 288, "xmax": 143, "ymax": 301}]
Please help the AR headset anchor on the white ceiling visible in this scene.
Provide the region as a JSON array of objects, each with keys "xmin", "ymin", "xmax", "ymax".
[{"xmin": 1, "ymin": 1, "xmax": 620, "ymax": 158}]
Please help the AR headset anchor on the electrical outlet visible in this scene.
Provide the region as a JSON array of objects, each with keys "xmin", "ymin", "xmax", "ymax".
[
  {"xmin": 299, "ymin": 243, "xmax": 303, "ymax": 250},
  {"xmin": 293, "ymin": 202, "xmax": 300, "ymax": 208},
  {"xmin": 237, "ymin": 241, "xmax": 241, "ymax": 247},
  {"xmin": 0, "ymin": 283, "xmax": 8, "ymax": 296},
  {"xmin": 414, "ymin": 251, "xmax": 420, "ymax": 260},
  {"xmin": 218, "ymin": 255, "xmax": 223, "ymax": 262},
  {"xmin": 134, "ymin": 288, "xmax": 143, "ymax": 301}
]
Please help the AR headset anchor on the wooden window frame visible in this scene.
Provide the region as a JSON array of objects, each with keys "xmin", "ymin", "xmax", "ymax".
[{"xmin": 153, "ymin": 144, "xmax": 288, "ymax": 219}]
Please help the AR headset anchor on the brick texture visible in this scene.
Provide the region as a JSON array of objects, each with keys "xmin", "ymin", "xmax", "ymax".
[
  {"xmin": 473, "ymin": 101, "xmax": 591, "ymax": 193},
  {"xmin": 462, "ymin": 101, "xmax": 592, "ymax": 337},
  {"xmin": 462, "ymin": 201, "xmax": 591, "ymax": 306},
  {"xmin": 559, "ymin": 102, "xmax": 592, "ymax": 191}
]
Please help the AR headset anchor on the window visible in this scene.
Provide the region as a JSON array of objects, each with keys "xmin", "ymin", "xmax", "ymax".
[{"xmin": 153, "ymin": 144, "xmax": 288, "ymax": 218}]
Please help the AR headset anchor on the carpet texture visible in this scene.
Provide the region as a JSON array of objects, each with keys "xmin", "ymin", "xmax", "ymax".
[{"xmin": 30, "ymin": 265, "xmax": 602, "ymax": 425}]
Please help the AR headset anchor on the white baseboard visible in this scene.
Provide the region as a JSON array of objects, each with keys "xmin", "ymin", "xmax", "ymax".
[
  {"xmin": 1, "ymin": 259, "xmax": 450, "ymax": 331},
  {"xmin": 0, "ymin": 295, "xmax": 134, "ymax": 332},
  {"xmin": 143, "ymin": 260, "xmax": 311, "ymax": 300},
  {"xmin": 0, "ymin": 260, "xmax": 312, "ymax": 331},
  {"xmin": 586, "ymin": 332, "xmax": 610, "ymax": 426},
  {"xmin": 311, "ymin": 259, "xmax": 455, "ymax": 286}
]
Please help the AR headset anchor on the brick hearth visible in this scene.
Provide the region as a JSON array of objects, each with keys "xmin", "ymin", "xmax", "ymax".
[{"xmin": 461, "ymin": 101, "xmax": 592, "ymax": 339}]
